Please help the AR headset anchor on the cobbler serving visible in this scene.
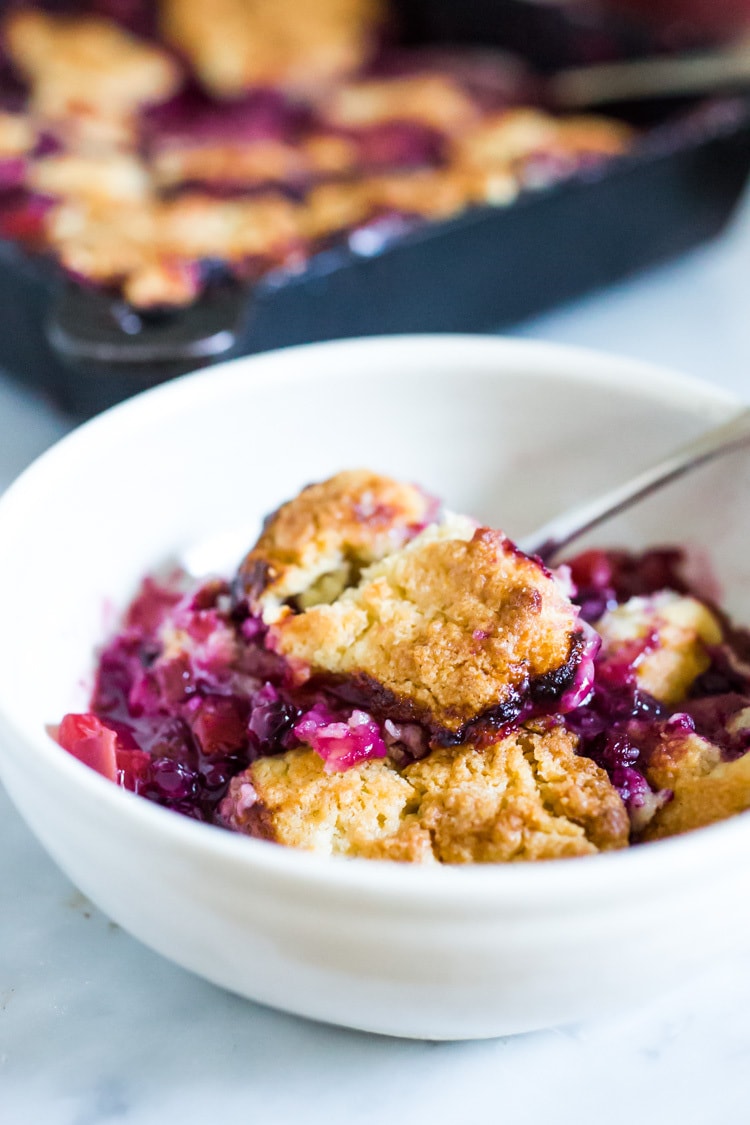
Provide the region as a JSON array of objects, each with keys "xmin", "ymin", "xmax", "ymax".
[{"xmin": 54, "ymin": 470, "xmax": 750, "ymax": 863}]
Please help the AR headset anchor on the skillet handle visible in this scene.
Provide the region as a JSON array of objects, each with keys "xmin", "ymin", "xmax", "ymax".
[{"xmin": 46, "ymin": 284, "xmax": 248, "ymax": 372}]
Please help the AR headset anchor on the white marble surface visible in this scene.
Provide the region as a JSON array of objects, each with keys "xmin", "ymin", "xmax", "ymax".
[{"xmin": 4, "ymin": 193, "xmax": 750, "ymax": 1124}]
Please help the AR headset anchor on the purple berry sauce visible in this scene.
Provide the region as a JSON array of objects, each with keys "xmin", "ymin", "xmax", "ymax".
[
  {"xmin": 564, "ymin": 548, "xmax": 750, "ymax": 821},
  {"xmin": 55, "ymin": 546, "xmax": 750, "ymax": 838}
]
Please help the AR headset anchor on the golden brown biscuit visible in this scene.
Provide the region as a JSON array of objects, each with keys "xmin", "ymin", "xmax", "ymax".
[
  {"xmin": 322, "ymin": 74, "xmax": 479, "ymax": 133},
  {"xmin": 236, "ymin": 470, "xmax": 440, "ymax": 622},
  {"xmin": 155, "ymin": 192, "xmax": 302, "ymax": 262},
  {"xmin": 453, "ymin": 109, "xmax": 560, "ymax": 170},
  {"xmin": 0, "ymin": 111, "xmax": 33, "ymax": 159},
  {"xmin": 300, "ymin": 134, "xmax": 360, "ymax": 177},
  {"xmin": 221, "ymin": 723, "xmax": 629, "ymax": 862},
  {"xmin": 646, "ymin": 729, "xmax": 723, "ymax": 792},
  {"xmin": 151, "ymin": 139, "xmax": 309, "ymax": 190},
  {"xmin": 271, "ymin": 520, "xmax": 584, "ymax": 740},
  {"xmin": 301, "ymin": 180, "xmax": 377, "ymax": 242},
  {"xmin": 364, "ymin": 168, "xmax": 516, "ymax": 221},
  {"xmin": 46, "ymin": 192, "xmax": 303, "ymax": 308},
  {"xmin": 301, "ymin": 168, "xmax": 518, "ymax": 242},
  {"xmin": 553, "ymin": 115, "xmax": 635, "ymax": 156},
  {"xmin": 161, "ymin": 0, "xmax": 382, "ymax": 97},
  {"xmin": 29, "ymin": 153, "xmax": 151, "ymax": 205},
  {"xmin": 222, "ymin": 748, "xmax": 418, "ymax": 856},
  {"xmin": 394, "ymin": 722, "xmax": 628, "ymax": 861},
  {"xmin": 452, "ymin": 108, "xmax": 633, "ymax": 173},
  {"xmin": 46, "ymin": 198, "xmax": 158, "ymax": 286},
  {"xmin": 594, "ymin": 592, "xmax": 723, "ymax": 704},
  {"xmin": 4, "ymin": 10, "xmax": 181, "ymax": 124},
  {"xmin": 641, "ymin": 729, "xmax": 750, "ymax": 842}
]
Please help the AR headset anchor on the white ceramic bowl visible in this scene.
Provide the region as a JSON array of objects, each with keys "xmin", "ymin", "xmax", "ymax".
[{"xmin": 1, "ymin": 335, "xmax": 750, "ymax": 1041}]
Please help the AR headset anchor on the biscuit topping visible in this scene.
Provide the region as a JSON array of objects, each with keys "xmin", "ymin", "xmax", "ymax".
[
  {"xmin": 161, "ymin": 0, "xmax": 382, "ymax": 96},
  {"xmin": 221, "ymin": 723, "xmax": 630, "ymax": 861},
  {"xmin": 236, "ymin": 469, "xmax": 440, "ymax": 623},
  {"xmin": 6, "ymin": 10, "xmax": 182, "ymax": 125},
  {"xmin": 268, "ymin": 518, "xmax": 586, "ymax": 740}
]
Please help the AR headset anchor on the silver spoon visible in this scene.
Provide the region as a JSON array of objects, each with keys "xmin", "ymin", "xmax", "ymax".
[{"xmin": 519, "ymin": 406, "xmax": 750, "ymax": 563}]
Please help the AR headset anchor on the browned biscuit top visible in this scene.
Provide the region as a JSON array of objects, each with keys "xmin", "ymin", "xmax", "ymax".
[
  {"xmin": 221, "ymin": 722, "xmax": 629, "ymax": 863},
  {"xmin": 639, "ymin": 717, "xmax": 750, "ymax": 842},
  {"xmin": 161, "ymin": 0, "xmax": 382, "ymax": 97},
  {"xmin": 4, "ymin": 9, "xmax": 182, "ymax": 120},
  {"xmin": 322, "ymin": 74, "xmax": 479, "ymax": 133},
  {"xmin": 236, "ymin": 470, "xmax": 438, "ymax": 622},
  {"xmin": 46, "ymin": 191, "xmax": 302, "ymax": 309},
  {"xmin": 271, "ymin": 522, "xmax": 582, "ymax": 738},
  {"xmin": 452, "ymin": 108, "xmax": 633, "ymax": 173},
  {"xmin": 0, "ymin": 111, "xmax": 33, "ymax": 159},
  {"xmin": 594, "ymin": 591, "xmax": 723, "ymax": 705}
]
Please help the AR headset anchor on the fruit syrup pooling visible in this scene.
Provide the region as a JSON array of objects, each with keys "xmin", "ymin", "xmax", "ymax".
[
  {"xmin": 68, "ymin": 574, "xmax": 392, "ymax": 821},
  {"xmin": 58, "ymin": 548, "xmax": 750, "ymax": 831}
]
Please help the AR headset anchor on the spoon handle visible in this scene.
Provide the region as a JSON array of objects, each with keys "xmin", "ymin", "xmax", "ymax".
[
  {"xmin": 521, "ymin": 407, "xmax": 750, "ymax": 562},
  {"xmin": 551, "ymin": 40, "xmax": 750, "ymax": 108}
]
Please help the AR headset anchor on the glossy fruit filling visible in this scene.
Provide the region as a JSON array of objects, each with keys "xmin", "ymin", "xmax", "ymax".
[{"xmin": 55, "ymin": 547, "xmax": 750, "ymax": 836}]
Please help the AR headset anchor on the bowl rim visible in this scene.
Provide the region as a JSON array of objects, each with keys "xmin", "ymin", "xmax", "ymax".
[{"xmin": 0, "ymin": 332, "xmax": 747, "ymax": 909}]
